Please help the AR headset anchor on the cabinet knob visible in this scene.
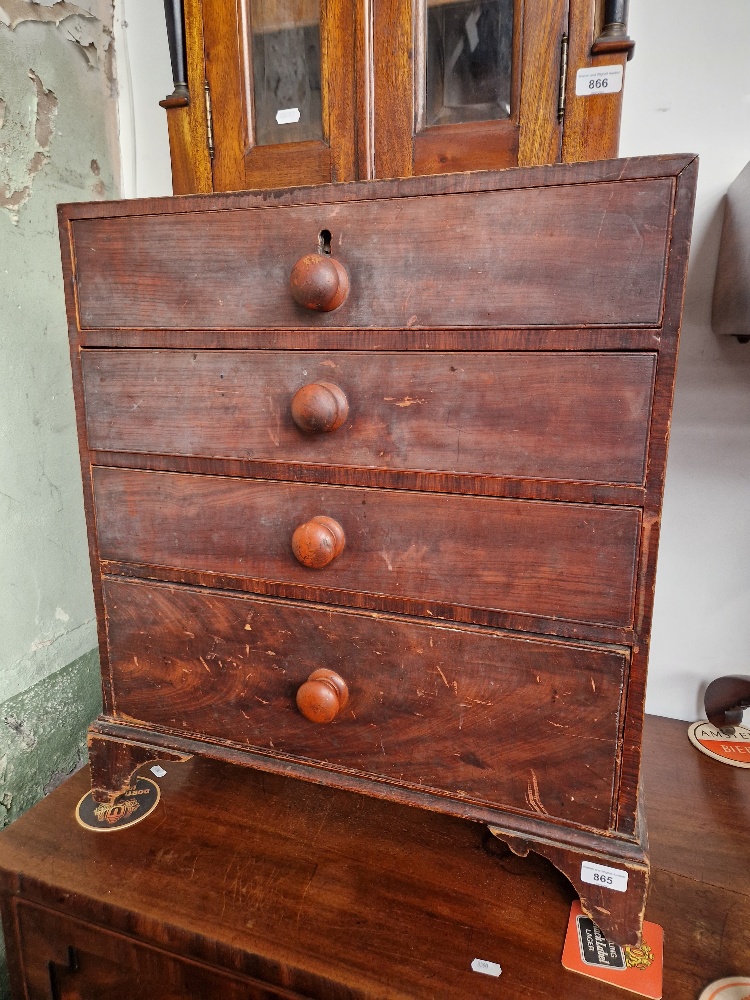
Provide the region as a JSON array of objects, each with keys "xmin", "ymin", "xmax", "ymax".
[
  {"xmin": 291, "ymin": 382, "xmax": 349, "ymax": 433},
  {"xmin": 290, "ymin": 253, "xmax": 349, "ymax": 312},
  {"xmin": 296, "ymin": 668, "xmax": 349, "ymax": 723},
  {"xmin": 291, "ymin": 515, "xmax": 345, "ymax": 568}
]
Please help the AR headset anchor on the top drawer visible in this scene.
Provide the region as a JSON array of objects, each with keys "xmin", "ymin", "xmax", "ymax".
[{"xmin": 69, "ymin": 176, "xmax": 674, "ymax": 331}]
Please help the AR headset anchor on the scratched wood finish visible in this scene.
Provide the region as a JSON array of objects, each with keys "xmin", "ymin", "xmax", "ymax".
[
  {"xmin": 0, "ymin": 717, "xmax": 747, "ymax": 1000},
  {"xmin": 104, "ymin": 578, "xmax": 626, "ymax": 828},
  {"xmin": 92, "ymin": 468, "xmax": 641, "ymax": 629},
  {"xmin": 81, "ymin": 350, "xmax": 656, "ymax": 486},
  {"xmin": 16, "ymin": 903, "xmax": 296, "ymax": 1000},
  {"xmin": 71, "ymin": 178, "xmax": 673, "ymax": 331},
  {"xmin": 57, "ymin": 157, "xmax": 698, "ymax": 949}
]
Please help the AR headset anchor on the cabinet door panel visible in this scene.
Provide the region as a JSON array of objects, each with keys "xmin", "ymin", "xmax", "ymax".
[
  {"xmin": 204, "ymin": 0, "xmax": 357, "ymax": 190},
  {"xmin": 15, "ymin": 901, "xmax": 302, "ymax": 1000},
  {"xmin": 375, "ymin": 0, "xmax": 567, "ymax": 179}
]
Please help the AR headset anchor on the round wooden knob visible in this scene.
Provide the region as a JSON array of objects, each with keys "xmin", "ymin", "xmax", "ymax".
[
  {"xmin": 290, "ymin": 253, "xmax": 349, "ymax": 311},
  {"xmin": 291, "ymin": 516, "xmax": 345, "ymax": 568},
  {"xmin": 296, "ymin": 669, "xmax": 349, "ymax": 723},
  {"xmin": 291, "ymin": 382, "xmax": 349, "ymax": 433}
]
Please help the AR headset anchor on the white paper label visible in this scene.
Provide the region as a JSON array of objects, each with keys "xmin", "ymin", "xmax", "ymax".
[
  {"xmin": 580, "ymin": 861, "xmax": 629, "ymax": 893},
  {"xmin": 471, "ymin": 959, "xmax": 502, "ymax": 977},
  {"xmin": 276, "ymin": 107, "xmax": 301, "ymax": 125},
  {"xmin": 150, "ymin": 765, "xmax": 167, "ymax": 777},
  {"xmin": 575, "ymin": 65, "xmax": 623, "ymax": 96}
]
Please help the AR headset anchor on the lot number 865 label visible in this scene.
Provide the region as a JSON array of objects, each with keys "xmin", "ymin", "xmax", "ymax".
[{"xmin": 580, "ymin": 861, "xmax": 629, "ymax": 893}]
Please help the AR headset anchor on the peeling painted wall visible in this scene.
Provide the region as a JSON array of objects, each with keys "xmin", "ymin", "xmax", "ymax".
[
  {"xmin": 0, "ymin": 2, "xmax": 118, "ymax": 969},
  {"xmin": 0, "ymin": 3, "xmax": 119, "ymax": 988},
  {"xmin": 0, "ymin": 0, "xmax": 117, "ymax": 690}
]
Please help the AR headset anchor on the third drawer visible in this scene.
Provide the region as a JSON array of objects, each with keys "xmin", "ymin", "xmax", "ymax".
[{"xmin": 93, "ymin": 468, "xmax": 641, "ymax": 630}]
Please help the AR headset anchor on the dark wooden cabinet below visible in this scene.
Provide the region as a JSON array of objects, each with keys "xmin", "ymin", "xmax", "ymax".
[{"xmin": 0, "ymin": 716, "xmax": 747, "ymax": 999}]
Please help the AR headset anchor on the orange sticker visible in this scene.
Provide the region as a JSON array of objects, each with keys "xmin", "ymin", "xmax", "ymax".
[
  {"xmin": 561, "ymin": 902, "xmax": 663, "ymax": 999},
  {"xmin": 688, "ymin": 722, "xmax": 750, "ymax": 768}
]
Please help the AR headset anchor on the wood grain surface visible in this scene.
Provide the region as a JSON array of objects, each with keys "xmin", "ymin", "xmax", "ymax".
[
  {"xmin": 103, "ymin": 577, "xmax": 627, "ymax": 828},
  {"xmin": 162, "ymin": 0, "xmax": 213, "ymax": 196},
  {"xmin": 0, "ymin": 717, "xmax": 746, "ymax": 1000},
  {"xmin": 81, "ymin": 350, "xmax": 656, "ymax": 486},
  {"xmin": 92, "ymin": 468, "xmax": 641, "ymax": 629},
  {"xmin": 55, "ymin": 157, "xmax": 699, "ymax": 951},
  {"xmin": 202, "ymin": 0, "xmax": 358, "ymax": 192},
  {"xmin": 71, "ymin": 178, "xmax": 673, "ymax": 330}
]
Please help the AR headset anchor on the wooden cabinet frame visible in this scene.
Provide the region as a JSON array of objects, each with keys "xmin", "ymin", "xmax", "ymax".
[{"xmin": 163, "ymin": 0, "xmax": 635, "ymax": 194}]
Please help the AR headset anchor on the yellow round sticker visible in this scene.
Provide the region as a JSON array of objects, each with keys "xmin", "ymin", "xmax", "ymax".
[{"xmin": 688, "ymin": 722, "xmax": 750, "ymax": 769}]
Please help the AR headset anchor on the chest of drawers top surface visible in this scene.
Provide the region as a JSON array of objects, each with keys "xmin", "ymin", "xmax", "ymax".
[{"xmin": 59, "ymin": 155, "xmax": 697, "ymax": 948}]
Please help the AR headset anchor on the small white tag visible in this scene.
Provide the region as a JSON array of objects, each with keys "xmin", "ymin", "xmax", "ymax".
[
  {"xmin": 471, "ymin": 959, "xmax": 502, "ymax": 977},
  {"xmin": 575, "ymin": 65, "xmax": 623, "ymax": 96},
  {"xmin": 580, "ymin": 861, "xmax": 628, "ymax": 893},
  {"xmin": 276, "ymin": 107, "xmax": 301, "ymax": 125},
  {"xmin": 150, "ymin": 765, "xmax": 167, "ymax": 778}
]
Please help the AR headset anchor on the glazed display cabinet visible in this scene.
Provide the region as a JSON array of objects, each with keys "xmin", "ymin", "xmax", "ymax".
[{"xmin": 160, "ymin": 0, "xmax": 636, "ymax": 193}]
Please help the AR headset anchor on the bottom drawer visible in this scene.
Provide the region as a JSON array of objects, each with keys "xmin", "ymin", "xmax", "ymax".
[{"xmin": 104, "ymin": 577, "xmax": 627, "ymax": 830}]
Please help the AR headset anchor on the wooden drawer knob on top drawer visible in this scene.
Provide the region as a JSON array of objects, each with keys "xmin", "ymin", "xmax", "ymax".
[
  {"xmin": 291, "ymin": 382, "xmax": 349, "ymax": 433},
  {"xmin": 296, "ymin": 669, "xmax": 349, "ymax": 723},
  {"xmin": 290, "ymin": 252, "xmax": 349, "ymax": 311},
  {"xmin": 291, "ymin": 516, "xmax": 345, "ymax": 568}
]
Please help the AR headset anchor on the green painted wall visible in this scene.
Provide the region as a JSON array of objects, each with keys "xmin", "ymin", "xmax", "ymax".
[{"xmin": 0, "ymin": 2, "xmax": 119, "ymax": 993}]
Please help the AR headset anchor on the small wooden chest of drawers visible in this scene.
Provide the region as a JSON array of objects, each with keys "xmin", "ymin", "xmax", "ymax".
[{"xmin": 58, "ymin": 154, "xmax": 697, "ymax": 946}]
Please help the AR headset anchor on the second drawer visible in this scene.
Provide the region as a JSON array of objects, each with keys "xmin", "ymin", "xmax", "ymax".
[
  {"xmin": 81, "ymin": 350, "xmax": 656, "ymax": 487},
  {"xmin": 93, "ymin": 468, "xmax": 641, "ymax": 629}
]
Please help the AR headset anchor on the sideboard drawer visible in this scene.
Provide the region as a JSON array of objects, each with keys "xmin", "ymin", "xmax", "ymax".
[
  {"xmin": 15, "ymin": 901, "xmax": 304, "ymax": 1000},
  {"xmin": 93, "ymin": 468, "xmax": 641, "ymax": 629},
  {"xmin": 71, "ymin": 177, "xmax": 673, "ymax": 331},
  {"xmin": 104, "ymin": 578, "xmax": 627, "ymax": 829},
  {"xmin": 82, "ymin": 350, "xmax": 656, "ymax": 487}
]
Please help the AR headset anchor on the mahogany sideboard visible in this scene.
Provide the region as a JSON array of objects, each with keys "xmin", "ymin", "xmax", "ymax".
[
  {"xmin": 0, "ymin": 715, "xmax": 747, "ymax": 999},
  {"xmin": 58, "ymin": 153, "xmax": 697, "ymax": 946}
]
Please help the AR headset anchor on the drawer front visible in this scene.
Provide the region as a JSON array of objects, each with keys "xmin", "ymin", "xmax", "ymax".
[
  {"xmin": 82, "ymin": 350, "xmax": 656, "ymax": 487},
  {"xmin": 104, "ymin": 578, "xmax": 627, "ymax": 829},
  {"xmin": 93, "ymin": 468, "xmax": 640, "ymax": 628},
  {"xmin": 72, "ymin": 178, "xmax": 672, "ymax": 330},
  {"xmin": 16, "ymin": 901, "xmax": 303, "ymax": 1000}
]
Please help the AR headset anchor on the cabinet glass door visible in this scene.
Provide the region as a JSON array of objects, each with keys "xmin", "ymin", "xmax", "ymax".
[
  {"xmin": 423, "ymin": 0, "xmax": 514, "ymax": 128},
  {"xmin": 250, "ymin": 0, "xmax": 324, "ymax": 146},
  {"xmin": 374, "ymin": 0, "xmax": 568, "ymax": 179},
  {"xmin": 204, "ymin": 0, "xmax": 357, "ymax": 191}
]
